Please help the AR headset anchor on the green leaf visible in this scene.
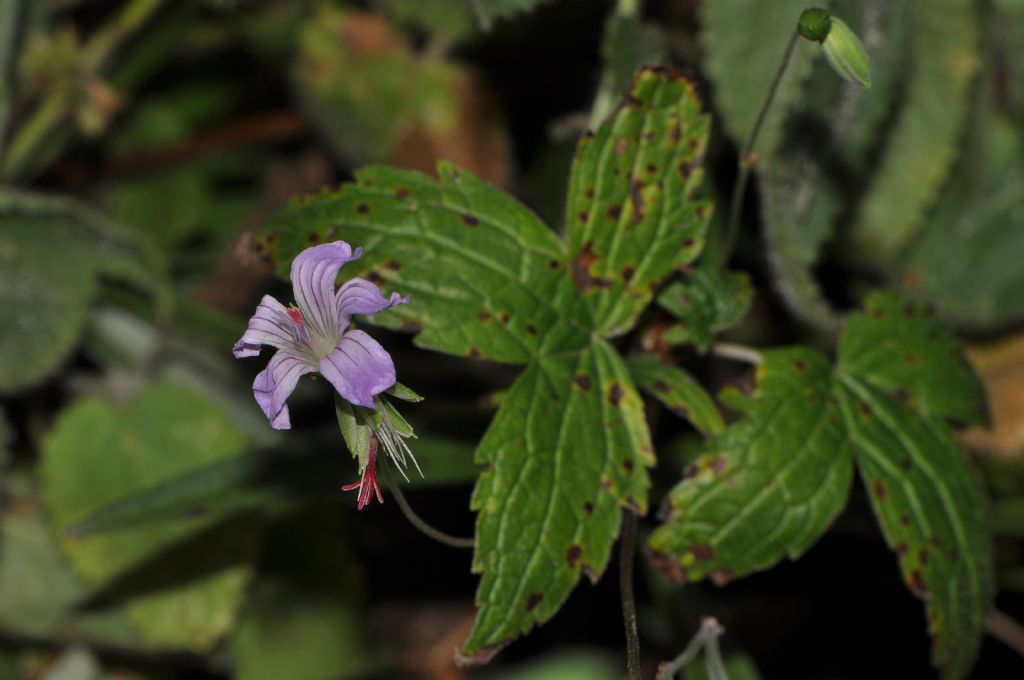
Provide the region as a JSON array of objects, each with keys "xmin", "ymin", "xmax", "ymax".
[
  {"xmin": 0, "ymin": 513, "xmax": 139, "ymax": 645},
  {"xmin": 41, "ymin": 382, "xmax": 260, "ymax": 652},
  {"xmin": 261, "ymin": 162, "xmax": 589, "ymax": 363},
  {"xmin": 0, "ymin": 190, "xmax": 166, "ymax": 392},
  {"xmin": 566, "ymin": 67, "xmax": 712, "ymax": 337},
  {"xmin": 835, "ymin": 292, "xmax": 993, "ymax": 678},
  {"xmin": 648, "ymin": 348, "xmax": 853, "ymax": 584},
  {"xmin": 626, "ymin": 354, "xmax": 724, "ymax": 436},
  {"xmin": 837, "ymin": 293, "xmax": 987, "ymax": 427},
  {"xmin": 848, "ymin": 1, "xmax": 980, "ymax": 259},
  {"xmin": 232, "ymin": 509, "xmax": 375, "ymax": 680},
  {"xmin": 654, "ymin": 267, "xmax": 753, "ymax": 352},
  {"xmin": 462, "ymin": 342, "xmax": 652, "ymax": 659},
  {"xmin": 904, "ymin": 119, "xmax": 1024, "ymax": 329}
]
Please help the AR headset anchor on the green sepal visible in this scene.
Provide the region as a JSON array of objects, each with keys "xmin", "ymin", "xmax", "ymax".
[
  {"xmin": 386, "ymin": 381, "xmax": 424, "ymax": 402},
  {"xmin": 822, "ymin": 16, "xmax": 872, "ymax": 89}
]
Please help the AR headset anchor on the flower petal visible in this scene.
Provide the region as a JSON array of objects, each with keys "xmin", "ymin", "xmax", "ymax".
[
  {"xmin": 336, "ymin": 277, "xmax": 408, "ymax": 327},
  {"xmin": 319, "ymin": 330, "xmax": 396, "ymax": 408},
  {"xmin": 252, "ymin": 349, "xmax": 316, "ymax": 429},
  {"xmin": 233, "ymin": 295, "xmax": 298, "ymax": 358},
  {"xmin": 290, "ymin": 241, "xmax": 362, "ymax": 340}
]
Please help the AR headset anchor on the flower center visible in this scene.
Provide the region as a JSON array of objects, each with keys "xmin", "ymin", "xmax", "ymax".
[{"xmin": 287, "ymin": 306, "xmax": 313, "ymax": 347}]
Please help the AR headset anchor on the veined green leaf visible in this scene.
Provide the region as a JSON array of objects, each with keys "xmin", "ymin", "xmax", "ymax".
[
  {"xmin": 566, "ymin": 67, "xmax": 712, "ymax": 337},
  {"xmin": 836, "ymin": 292, "xmax": 993, "ymax": 678},
  {"xmin": 837, "ymin": 293, "xmax": 987, "ymax": 426},
  {"xmin": 648, "ymin": 349, "xmax": 852, "ymax": 583},
  {"xmin": 626, "ymin": 354, "xmax": 724, "ymax": 436},
  {"xmin": 260, "ymin": 163, "xmax": 590, "ymax": 363},
  {"xmin": 654, "ymin": 267, "xmax": 753, "ymax": 352},
  {"xmin": 463, "ymin": 342, "xmax": 652, "ymax": 659}
]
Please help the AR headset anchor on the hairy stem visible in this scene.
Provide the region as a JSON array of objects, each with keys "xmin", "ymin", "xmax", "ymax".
[
  {"xmin": 380, "ymin": 462, "xmax": 475, "ymax": 549},
  {"xmin": 620, "ymin": 511, "xmax": 642, "ymax": 680},
  {"xmin": 721, "ymin": 27, "xmax": 800, "ymax": 267}
]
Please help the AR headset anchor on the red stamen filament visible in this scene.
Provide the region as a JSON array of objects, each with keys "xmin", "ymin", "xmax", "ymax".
[{"xmin": 341, "ymin": 436, "xmax": 383, "ymax": 510}]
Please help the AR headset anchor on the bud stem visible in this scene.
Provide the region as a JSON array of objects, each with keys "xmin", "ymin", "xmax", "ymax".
[
  {"xmin": 722, "ymin": 27, "xmax": 801, "ymax": 269},
  {"xmin": 380, "ymin": 462, "xmax": 475, "ymax": 549}
]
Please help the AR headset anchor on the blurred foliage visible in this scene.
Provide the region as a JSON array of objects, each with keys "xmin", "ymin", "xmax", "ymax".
[{"xmin": 0, "ymin": 0, "xmax": 1022, "ymax": 679}]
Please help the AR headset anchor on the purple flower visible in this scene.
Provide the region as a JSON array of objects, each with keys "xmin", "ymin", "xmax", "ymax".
[{"xmin": 233, "ymin": 241, "xmax": 407, "ymax": 429}]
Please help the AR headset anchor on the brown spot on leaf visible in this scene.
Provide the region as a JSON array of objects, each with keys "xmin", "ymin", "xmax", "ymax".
[
  {"xmin": 895, "ymin": 542, "xmax": 908, "ymax": 557},
  {"xmin": 900, "ymin": 457, "xmax": 912, "ymax": 471},
  {"xmin": 583, "ymin": 501, "xmax": 595, "ymax": 515},
  {"xmin": 644, "ymin": 131, "xmax": 655, "ymax": 141},
  {"xmin": 872, "ymin": 478, "xmax": 888, "ymax": 500},
  {"xmin": 900, "ymin": 514, "xmax": 911, "ymax": 527},
  {"xmin": 567, "ymin": 544, "xmax": 583, "ymax": 567},
  {"xmin": 872, "ymin": 306, "xmax": 885, "ymax": 318},
  {"xmin": 908, "ymin": 570, "xmax": 928, "ymax": 596},
  {"xmin": 384, "ymin": 259, "xmax": 401, "ymax": 271},
  {"xmin": 670, "ymin": 124, "xmax": 681, "ymax": 143},
  {"xmin": 399, "ymin": 318, "xmax": 422, "ymax": 332},
  {"xmin": 478, "ymin": 311, "xmax": 492, "ymax": 322},
  {"xmin": 462, "ymin": 213, "xmax": 479, "ymax": 226},
  {"xmin": 307, "ymin": 231, "xmax": 322, "ymax": 245},
  {"xmin": 646, "ymin": 163, "xmax": 657, "ymax": 174},
  {"xmin": 710, "ymin": 570, "xmax": 734, "ymax": 586},
  {"xmin": 585, "ymin": 187, "xmax": 594, "ymax": 198},
  {"xmin": 572, "ymin": 241, "xmax": 613, "ymax": 291},
  {"xmin": 647, "ymin": 548, "xmax": 687, "ymax": 584},
  {"xmin": 578, "ymin": 210, "xmax": 589, "ymax": 223},
  {"xmin": 525, "ymin": 592, "xmax": 543, "ymax": 611},
  {"xmin": 608, "ymin": 383, "xmax": 624, "ymax": 406},
  {"xmin": 918, "ymin": 548, "xmax": 929, "ymax": 565},
  {"xmin": 678, "ymin": 159, "xmax": 699, "ymax": 180},
  {"xmin": 526, "ymin": 323, "xmax": 538, "ymax": 336},
  {"xmin": 622, "ymin": 266, "xmax": 634, "ymax": 282},
  {"xmin": 395, "ymin": 187, "xmax": 410, "ymax": 199},
  {"xmin": 629, "ymin": 180, "xmax": 645, "ymax": 225},
  {"xmin": 548, "ymin": 259, "xmax": 560, "ymax": 270},
  {"xmin": 623, "ymin": 459, "xmax": 635, "ymax": 473},
  {"xmin": 904, "ymin": 303, "xmax": 916, "ymax": 317},
  {"xmin": 356, "ymin": 203, "xmax": 370, "ymax": 215},
  {"xmin": 690, "ymin": 543, "xmax": 715, "ymax": 561},
  {"xmin": 367, "ymin": 271, "xmax": 384, "ymax": 283},
  {"xmin": 574, "ymin": 375, "xmax": 592, "ymax": 391},
  {"xmin": 856, "ymin": 400, "xmax": 873, "ymax": 418},
  {"xmin": 892, "ymin": 388, "xmax": 911, "ymax": 405},
  {"xmin": 608, "ymin": 204, "xmax": 622, "ymax": 220},
  {"xmin": 499, "ymin": 311, "xmax": 511, "ymax": 324},
  {"xmin": 682, "ymin": 237, "xmax": 695, "ymax": 249},
  {"xmin": 793, "ymin": 359, "xmax": 807, "ymax": 371},
  {"xmin": 616, "ymin": 137, "xmax": 629, "ymax": 155},
  {"xmin": 653, "ymin": 380, "xmax": 670, "ymax": 393}
]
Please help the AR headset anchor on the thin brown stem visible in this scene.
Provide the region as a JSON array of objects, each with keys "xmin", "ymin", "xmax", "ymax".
[
  {"xmin": 986, "ymin": 609, "xmax": 1024, "ymax": 659},
  {"xmin": 620, "ymin": 511, "xmax": 642, "ymax": 680}
]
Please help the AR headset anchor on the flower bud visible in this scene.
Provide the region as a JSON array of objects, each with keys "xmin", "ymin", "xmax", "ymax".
[
  {"xmin": 822, "ymin": 16, "xmax": 872, "ymax": 89},
  {"xmin": 798, "ymin": 8, "xmax": 831, "ymax": 43}
]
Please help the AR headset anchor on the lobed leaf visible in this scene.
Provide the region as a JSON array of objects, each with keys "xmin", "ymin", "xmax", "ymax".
[
  {"xmin": 648, "ymin": 349, "xmax": 852, "ymax": 584},
  {"xmin": 626, "ymin": 354, "xmax": 724, "ymax": 436},
  {"xmin": 835, "ymin": 383, "xmax": 992, "ymax": 679},
  {"xmin": 566, "ymin": 67, "xmax": 712, "ymax": 337},
  {"xmin": 260, "ymin": 163, "xmax": 590, "ymax": 363},
  {"xmin": 462, "ymin": 342, "xmax": 652, "ymax": 659},
  {"xmin": 837, "ymin": 292, "xmax": 987, "ymax": 427}
]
